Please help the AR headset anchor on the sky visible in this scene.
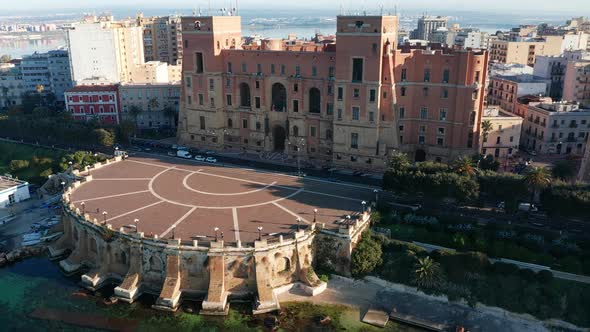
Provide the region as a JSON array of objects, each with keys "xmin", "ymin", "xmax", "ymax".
[{"xmin": 4, "ymin": 0, "xmax": 590, "ymax": 15}]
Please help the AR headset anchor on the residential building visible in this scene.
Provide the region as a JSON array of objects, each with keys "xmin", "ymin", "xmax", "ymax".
[
  {"xmin": 19, "ymin": 49, "xmax": 73, "ymax": 103},
  {"xmin": 515, "ymin": 94, "xmax": 553, "ymax": 118},
  {"xmin": 508, "ymin": 25, "xmax": 538, "ymax": 41},
  {"xmin": 454, "ymin": 29, "xmax": 485, "ymax": 49},
  {"xmin": 67, "ymin": 16, "xmax": 145, "ymax": 85},
  {"xmin": 65, "ymin": 85, "xmax": 121, "ymax": 125},
  {"xmin": 137, "ymin": 14, "xmax": 183, "ymax": 65},
  {"xmin": 563, "ymin": 60, "xmax": 590, "ymax": 107},
  {"xmin": 489, "ymin": 37, "xmax": 562, "ymax": 65},
  {"xmin": 413, "ymin": 16, "xmax": 448, "ymax": 41},
  {"xmin": 560, "ymin": 32, "xmax": 590, "ymax": 52},
  {"xmin": 487, "ymin": 75, "xmax": 549, "ymax": 114},
  {"xmin": 480, "ymin": 106, "xmax": 522, "ymax": 159},
  {"xmin": 177, "ymin": 15, "xmax": 488, "ymax": 169},
  {"xmin": 578, "ymin": 134, "xmax": 590, "ymax": 181},
  {"xmin": 120, "ymin": 83, "xmax": 181, "ymax": 129},
  {"xmin": 0, "ymin": 176, "xmax": 30, "ymax": 208},
  {"xmin": 521, "ymin": 101, "xmax": 590, "ymax": 155},
  {"xmin": 0, "ymin": 69, "xmax": 25, "ymax": 110},
  {"xmin": 534, "ymin": 51, "xmax": 590, "ymax": 101}
]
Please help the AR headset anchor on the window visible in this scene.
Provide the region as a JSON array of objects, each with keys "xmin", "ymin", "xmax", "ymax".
[
  {"xmin": 200, "ymin": 116, "xmax": 206, "ymax": 130},
  {"xmin": 372, "ymin": 43, "xmax": 378, "ymax": 55},
  {"xmin": 495, "ymin": 135, "xmax": 501, "ymax": 144},
  {"xmin": 510, "ymin": 136, "xmax": 514, "ymax": 142},
  {"xmin": 187, "ymin": 95, "xmax": 192, "ymax": 105},
  {"xmin": 439, "ymin": 108, "xmax": 447, "ymax": 121},
  {"xmin": 442, "ymin": 69, "xmax": 449, "ymax": 83},
  {"xmin": 226, "ymin": 94, "xmax": 232, "ymax": 106},
  {"xmin": 369, "ymin": 112, "xmax": 374, "ymax": 122},
  {"xmin": 399, "ymin": 135, "xmax": 404, "ymax": 144},
  {"xmin": 472, "ymin": 89, "xmax": 478, "ymax": 100},
  {"xmin": 241, "ymin": 62, "xmax": 247, "ymax": 73},
  {"xmin": 294, "ymin": 83, "xmax": 298, "ymax": 92},
  {"xmin": 257, "ymin": 63, "xmax": 262, "ymax": 74},
  {"xmin": 209, "ymin": 79, "xmax": 214, "ymax": 91},
  {"xmin": 195, "ymin": 52, "xmax": 204, "ymax": 73},
  {"xmin": 401, "ymin": 87, "xmax": 406, "ymax": 96},
  {"xmin": 326, "ymin": 129, "xmax": 333, "ymax": 140},
  {"xmin": 437, "ymin": 127, "xmax": 445, "ymax": 135},
  {"xmin": 369, "ymin": 89, "xmax": 376, "ymax": 102},
  {"xmin": 255, "ymin": 96, "xmax": 261, "ymax": 109},
  {"xmin": 337, "ymin": 87, "xmax": 343, "ymax": 100},
  {"xmin": 327, "ymin": 103, "xmax": 334, "ymax": 115},
  {"xmin": 292, "ymin": 126, "xmax": 299, "ymax": 136},
  {"xmin": 242, "ymin": 119, "xmax": 248, "ymax": 129},
  {"xmin": 441, "ymin": 88, "xmax": 449, "ymax": 99},
  {"xmin": 226, "ymin": 78, "xmax": 231, "ymax": 87},
  {"xmin": 401, "ymin": 68, "xmax": 407, "ymax": 81},
  {"xmin": 240, "ymin": 83, "xmax": 251, "ymax": 107},
  {"xmin": 312, "ymin": 66, "xmax": 317, "ymax": 76},
  {"xmin": 494, "ymin": 148, "xmax": 500, "ymax": 157},
  {"xmin": 309, "ymin": 88, "xmax": 321, "ymax": 113},
  {"xmin": 256, "ymin": 122, "xmax": 261, "ymax": 130},
  {"xmin": 467, "ymin": 132, "xmax": 474, "ymax": 148},
  {"xmin": 419, "ymin": 135, "xmax": 425, "ymax": 144},
  {"xmin": 280, "ymin": 65, "xmax": 286, "ymax": 75},
  {"xmin": 327, "ymin": 85, "xmax": 333, "ymax": 95},
  {"xmin": 271, "ymin": 64, "xmax": 275, "ymax": 74},
  {"xmin": 399, "ymin": 107, "xmax": 405, "ymax": 118},
  {"xmin": 184, "ymin": 40, "xmax": 188, "ymax": 48},
  {"xmin": 475, "ymin": 71, "xmax": 481, "ymax": 82},
  {"xmin": 295, "ymin": 65, "xmax": 301, "ymax": 76},
  {"xmin": 185, "ymin": 77, "xmax": 191, "ymax": 87},
  {"xmin": 419, "ymin": 125, "xmax": 426, "ymax": 133},
  {"xmin": 437, "ymin": 137, "xmax": 444, "ymax": 146},
  {"xmin": 353, "ymin": 88, "xmax": 360, "ymax": 98},
  {"xmin": 198, "ymin": 94, "xmax": 204, "ymax": 105},
  {"xmin": 352, "ymin": 58, "xmax": 363, "ymax": 82},
  {"xmin": 423, "ymin": 68, "xmax": 431, "ymax": 82},
  {"xmin": 329, "ymin": 66, "xmax": 335, "ymax": 78},
  {"xmin": 423, "ymin": 87, "xmax": 429, "ymax": 97},
  {"xmin": 210, "ymin": 97, "xmax": 215, "ymax": 107},
  {"xmin": 352, "ymin": 107, "xmax": 360, "ymax": 120},
  {"xmin": 337, "ymin": 108, "xmax": 343, "ymax": 120},
  {"xmin": 228, "ymin": 118, "xmax": 233, "ymax": 128},
  {"xmin": 351, "ymin": 133, "xmax": 359, "ymax": 149},
  {"xmin": 420, "ymin": 107, "xmax": 428, "ymax": 119},
  {"xmin": 227, "ymin": 62, "xmax": 232, "ymax": 73},
  {"xmin": 293, "ymin": 100, "xmax": 299, "ymax": 113},
  {"xmin": 310, "ymin": 126, "xmax": 316, "ymax": 137}
]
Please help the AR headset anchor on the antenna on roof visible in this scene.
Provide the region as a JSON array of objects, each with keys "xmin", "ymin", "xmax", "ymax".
[{"xmin": 380, "ymin": 4, "xmax": 384, "ymax": 15}]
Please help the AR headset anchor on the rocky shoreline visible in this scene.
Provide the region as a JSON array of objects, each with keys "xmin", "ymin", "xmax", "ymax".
[{"xmin": 0, "ymin": 245, "xmax": 46, "ymax": 267}]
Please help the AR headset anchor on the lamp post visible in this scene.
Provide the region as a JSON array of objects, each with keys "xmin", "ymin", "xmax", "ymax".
[
  {"xmin": 60, "ymin": 181, "xmax": 66, "ymax": 191},
  {"xmin": 81, "ymin": 202, "xmax": 86, "ymax": 214},
  {"xmin": 171, "ymin": 225, "xmax": 176, "ymax": 239},
  {"xmin": 214, "ymin": 227, "xmax": 219, "ymax": 241},
  {"xmin": 313, "ymin": 209, "xmax": 318, "ymax": 223},
  {"xmin": 373, "ymin": 189, "xmax": 379, "ymax": 203},
  {"xmin": 102, "ymin": 211, "xmax": 108, "ymax": 224},
  {"xmin": 221, "ymin": 231, "xmax": 224, "ymax": 240},
  {"xmin": 134, "ymin": 218, "xmax": 139, "ymax": 233},
  {"xmin": 257, "ymin": 226, "xmax": 263, "ymax": 241},
  {"xmin": 362, "ymin": 200, "xmax": 367, "ymax": 213},
  {"xmin": 296, "ymin": 217, "xmax": 301, "ymax": 231}
]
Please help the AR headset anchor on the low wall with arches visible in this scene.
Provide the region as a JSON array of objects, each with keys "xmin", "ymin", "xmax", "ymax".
[{"xmin": 49, "ymin": 155, "xmax": 372, "ymax": 314}]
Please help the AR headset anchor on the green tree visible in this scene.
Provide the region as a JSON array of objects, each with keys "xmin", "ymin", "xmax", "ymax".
[
  {"xmin": 454, "ymin": 156, "xmax": 475, "ymax": 176},
  {"xmin": 481, "ymin": 119, "xmax": 493, "ymax": 152},
  {"xmin": 387, "ymin": 151, "xmax": 410, "ymax": 171},
  {"xmin": 351, "ymin": 231, "xmax": 383, "ymax": 277},
  {"xmin": 128, "ymin": 104, "xmax": 142, "ymax": 128},
  {"xmin": 412, "ymin": 256, "xmax": 443, "ymax": 289},
  {"xmin": 93, "ymin": 128, "xmax": 114, "ymax": 148},
  {"xmin": 148, "ymin": 97, "xmax": 159, "ymax": 111},
  {"xmin": 551, "ymin": 160, "xmax": 576, "ymax": 181},
  {"xmin": 524, "ymin": 167, "xmax": 551, "ymax": 203},
  {"xmin": 0, "ymin": 54, "xmax": 11, "ymax": 63}
]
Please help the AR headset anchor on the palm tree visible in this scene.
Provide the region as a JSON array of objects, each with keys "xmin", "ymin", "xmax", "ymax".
[
  {"xmin": 454, "ymin": 156, "xmax": 475, "ymax": 176},
  {"xmin": 162, "ymin": 105, "xmax": 177, "ymax": 128},
  {"xmin": 128, "ymin": 105, "xmax": 142, "ymax": 128},
  {"xmin": 36, "ymin": 84, "xmax": 44, "ymax": 107},
  {"xmin": 481, "ymin": 119, "xmax": 493, "ymax": 153},
  {"xmin": 148, "ymin": 97, "xmax": 159, "ymax": 111},
  {"xmin": 412, "ymin": 256, "xmax": 443, "ymax": 289},
  {"xmin": 524, "ymin": 167, "xmax": 551, "ymax": 203}
]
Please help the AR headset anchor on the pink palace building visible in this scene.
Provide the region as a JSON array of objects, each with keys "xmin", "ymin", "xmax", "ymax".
[
  {"xmin": 65, "ymin": 85, "xmax": 122, "ymax": 125},
  {"xmin": 177, "ymin": 15, "xmax": 488, "ymax": 170}
]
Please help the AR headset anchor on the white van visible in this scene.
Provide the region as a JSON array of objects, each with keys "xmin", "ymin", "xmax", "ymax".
[{"xmin": 176, "ymin": 150, "xmax": 192, "ymax": 159}]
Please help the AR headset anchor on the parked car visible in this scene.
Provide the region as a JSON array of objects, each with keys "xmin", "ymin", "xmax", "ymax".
[
  {"xmin": 167, "ymin": 151, "xmax": 176, "ymax": 157},
  {"xmin": 205, "ymin": 157, "xmax": 218, "ymax": 163},
  {"xmin": 194, "ymin": 155, "xmax": 206, "ymax": 162},
  {"xmin": 205, "ymin": 150, "xmax": 215, "ymax": 155},
  {"xmin": 176, "ymin": 150, "xmax": 192, "ymax": 159},
  {"xmin": 518, "ymin": 202, "xmax": 538, "ymax": 212}
]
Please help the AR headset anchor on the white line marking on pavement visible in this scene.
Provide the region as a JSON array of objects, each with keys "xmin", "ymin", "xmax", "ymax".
[
  {"xmin": 92, "ymin": 178, "xmax": 152, "ymax": 181},
  {"xmin": 160, "ymin": 206, "xmax": 197, "ymax": 238},
  {"xmin": 232, "ymin": 208, "xmax": 241, "ymax": 242},
  {"xmin": 72, "ymin": 190, "xmax": 150, "ymax": 203},
  {"xmin": 126, "ymin": 159, "xmax": 170, "ymax": 169},
  {"xmin": 106, "ymin": 200, "xmax": 164, "ymax": 222},
  {"xmin": 182, "ymin": 171, "xmax": 277, "ymax": 196},
  {"xmin": 272, "ymin": 202, "xmax": 311, "ymax": 224}
]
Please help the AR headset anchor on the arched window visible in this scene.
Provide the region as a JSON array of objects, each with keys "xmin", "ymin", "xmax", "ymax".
[
  {"xmin": 292, "ymin": 125, "xmax": 299, "ymax": 137},
  {"xmin": 239, "ymin": 83, "xmax": 251, "ymax": 107},
  {"xmin": 326, "ymin": 129, "xmax": 333, "ymax": 140},
  {"xmin": 149, "ymin": 256, "xmax": 163, "ymax": 272},
  {"xmin": 228, "ymin": 118, "xmax": 233, "ymax": 128},
  {"xmin": 118, "ymin": 251, "xmax": 127, "ymax": 265},
  {"xmin": 271, "ymin": 83, "xmax": 287, "ymax": 112},
  {"xmin": 309, "ymin": 87, "xmax": 321, "ymax": 113}
]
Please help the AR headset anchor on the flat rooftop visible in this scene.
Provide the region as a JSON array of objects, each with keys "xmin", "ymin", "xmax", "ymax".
[
  {"xmin": 69, "ymin": 156, "xmax": 377, "ymax": 244},
  {"xmin": 0, "ymin": 176, "xmax": 27, "ymax": 192}
]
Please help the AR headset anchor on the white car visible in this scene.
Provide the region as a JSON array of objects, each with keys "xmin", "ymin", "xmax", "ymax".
[
  {"xmin": 176, "ymin": 150, "xmax": 192, "ymax": 159},
  {"xmin": 194, "ymin": 155, "xmax": 206, "ymax": 162},
  {"xmin": 205, "ymin": 157, "xmax": 217, "ymax": 163}
]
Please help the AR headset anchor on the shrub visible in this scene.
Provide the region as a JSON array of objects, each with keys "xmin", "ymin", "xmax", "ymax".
[
  {"xmin": 9, "ymin": 159, "xmax": 29, "ymax": 171},
  {"xmin": 351, "ymin": 232, "xmax": 383, "ymax": 277}
]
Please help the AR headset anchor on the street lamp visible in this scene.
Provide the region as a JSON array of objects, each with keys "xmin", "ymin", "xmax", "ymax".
[
  {"xmin": 257, "ymin": 226, "xmax": 263, "ymax": 241},
  {"xmin": 313, "ymin": 209, "xmax": 318, "ymax": 223},
  {"xmin": 373, "ymin": 189, "xmax": 379, "ymax": 203},
  {"xmin": 362, "ymin": 201, "xmax": 367, "ymax": 213},
  {"xmin": 214, "ymin": 227, "xmax": 219, "ymax": 241},
  {"xmin": 102, "ymin": 211, "xmax": 108, "ymax": 224},
  {"xmin": 171, "ymin": 225, "xmax": 176, "ymax": 239},
  {"xmin": 296, "ymin": 217, "xmax": 301, "ymax": 231},
  {"xmin": 60, "ymin": 181, "xmax": 66, "ymax": 192},
  {"xmin": 134, "ymin": 218, "xmax": 139, "ymax": 233},
  {"xmin": 81, "ymin": 202, "xmax": 86, "ymax": 214}
]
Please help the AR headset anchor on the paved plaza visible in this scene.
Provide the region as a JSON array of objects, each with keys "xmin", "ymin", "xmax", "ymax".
[{"xmin": 69, "ymin": 156, "xmax": 378, "ymax": 244}]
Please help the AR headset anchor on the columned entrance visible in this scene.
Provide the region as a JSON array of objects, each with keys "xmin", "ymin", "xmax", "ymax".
[{"xmin": 272, "ymin": 125, "xmax": 286, "ymax": 152}]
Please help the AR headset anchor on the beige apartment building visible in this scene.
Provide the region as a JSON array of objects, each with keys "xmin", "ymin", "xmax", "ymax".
[
  {"xmin": 120, "ymin": 83, "xmax": 181, "ymax": 129},
  {"xmin": 489, "ymin": 37, "xmax": 562, "ymax": 66},
  {"xmin": 137, "ymin": 14, "xmax": 183, "ymax": 65},
  {"xmin": 480, "ymin": 106, "xmax": 522, "ymax": 159},
  {"xmin": 563, "ymin": 60, "xmax": 590, "ymax": 107}
]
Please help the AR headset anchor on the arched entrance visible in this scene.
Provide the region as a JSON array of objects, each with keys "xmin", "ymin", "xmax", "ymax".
[
  {"xmin": 271, "ymin": 83, "xmax": 287, "ymax": 112},
  {"xmin": 272, "ymin": 125, "xmax": 286, "ymax": 152},
  {"xmin": 414, "ymin": 149, "xmax": 426, "ymax": 162}
]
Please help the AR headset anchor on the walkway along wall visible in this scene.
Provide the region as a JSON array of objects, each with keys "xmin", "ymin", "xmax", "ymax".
[{"xmin": 48, "ymin": 157, "xmax": 372, "ymax": 315}]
